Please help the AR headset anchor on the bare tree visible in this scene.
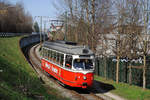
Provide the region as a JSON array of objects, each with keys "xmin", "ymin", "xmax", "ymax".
[
  {"xmin": 138, "ymin": 0, "xmax": 150, "ymax": 89},
  {"xmin": 112, "ymin": 0, "xmax": 143, "ymax": 83},
  {"xmin": 0, "ymin": 1, "xmax": 33, "ymax": 33}
]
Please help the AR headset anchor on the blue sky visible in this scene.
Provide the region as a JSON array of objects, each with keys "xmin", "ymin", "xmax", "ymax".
[
  {"xmin": 9, "ymin": 0, "xmax": 65, "ymax": 29},
  {"xmin": 10, "ymin": 0, "xmax": 59, "ymax": 19}
]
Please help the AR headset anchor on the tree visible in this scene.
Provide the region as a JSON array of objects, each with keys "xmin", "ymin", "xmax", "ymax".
[
  {"xmin": 112, "ymin": 0, "xmax": 143, "ymax": 83},
  {"xmin": 33, "ymin": 22, "xmax": 40, "ymax": 33},
  {"xmin": 0, "ymin": 1, "xmax": 33, "ymax": 33},
  {"xmin": 139, "ymin": 0, "xmax": 150, "ymax": 89}
]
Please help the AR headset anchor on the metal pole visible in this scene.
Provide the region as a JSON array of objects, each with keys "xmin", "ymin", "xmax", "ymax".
[
  {"xmin": 44, "ymin": 21, "xmax": 46, "ymax": 42},
  {"xmin": 40, "ymin": 16, "xmax": 42, "ymax": 45},
  {"xmin": 65, "ymin": 11, "xmax": 67, "ymax": 41}
]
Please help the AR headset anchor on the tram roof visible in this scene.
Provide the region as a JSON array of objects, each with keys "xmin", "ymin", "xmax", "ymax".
[{"xmin": 42, "ymin": 41, "xmax": 94, "ymax": 55}]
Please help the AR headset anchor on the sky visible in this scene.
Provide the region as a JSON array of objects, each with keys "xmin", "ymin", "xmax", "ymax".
[
  {"xmin": 9, "ymin": 0, "xmax": 59, "ymax": 19},
  {"xmin": 9, "ymin": 0, "xmax": 64, "ymax": 30}
]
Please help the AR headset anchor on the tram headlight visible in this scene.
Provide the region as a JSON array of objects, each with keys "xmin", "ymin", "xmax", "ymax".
[{"xmin": 83, "ymin": 76, "xmax": 87, "ymax": 80}]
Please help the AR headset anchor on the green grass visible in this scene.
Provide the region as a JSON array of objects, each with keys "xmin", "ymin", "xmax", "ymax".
[
  {"xmin": 94, "ymin": 75, "xmax": 150, "ymax": 100},
  {"xmin": 0, "ymin": 37, "xmax": 69, "ymax": 100}
]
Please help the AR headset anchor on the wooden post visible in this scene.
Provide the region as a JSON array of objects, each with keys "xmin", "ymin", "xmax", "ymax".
[
  {"xmin": 143, "ymin": 53, "xmax": 146, "ymax": 89},
  {"xmin": 129, "ymin": 65, "xmax": 132, "ymax": 85},
  {"xmin": 116, "ymin": 55, "xmax": 120, "ymax": 83},
  {"xmin": 104, "ymin": 56, "xmax": 107, "ymax": 79}
]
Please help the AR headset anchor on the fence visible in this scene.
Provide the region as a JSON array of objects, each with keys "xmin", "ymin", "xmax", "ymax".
[
  {"xmin": 0, "ymin": 33, "xmax": 31, "ymax": 37},
  {"xmin": 20, "ymin": 34, "xmax": 48, "ymax": 48},
  {"xmin": 95, "ymin": 56, "xmax": 150, "ymax": 89}
]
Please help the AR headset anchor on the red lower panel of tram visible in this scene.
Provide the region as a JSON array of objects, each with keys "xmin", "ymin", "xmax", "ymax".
[{"xmin": 41, "ymin": 59, "xmax": 93, "ymax": 88}]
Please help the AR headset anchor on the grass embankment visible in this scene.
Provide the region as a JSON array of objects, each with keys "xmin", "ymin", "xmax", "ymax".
[
  {"xmin": 0, "ymin": 37, "xmax": 69, "ymax": 100},
  {"xmin": 95, "ymin": 75, "xmax": 150, "ymax": 100}
]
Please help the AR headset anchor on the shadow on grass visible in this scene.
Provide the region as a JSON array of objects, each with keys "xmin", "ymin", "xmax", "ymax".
[{"xmin": 92, "ymin": 80, "xmax": 115, "ymax": 94}]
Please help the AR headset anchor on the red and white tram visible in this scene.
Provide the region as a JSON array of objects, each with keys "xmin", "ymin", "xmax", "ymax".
[{"xmin": 41, "ymin": 41, "xmax": 95, "ymax": 88}]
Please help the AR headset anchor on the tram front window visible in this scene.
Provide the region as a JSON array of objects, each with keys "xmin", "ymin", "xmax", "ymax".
[{"xmin": 73, "ymin": 59, "xmax": 93, "ymax": 70}]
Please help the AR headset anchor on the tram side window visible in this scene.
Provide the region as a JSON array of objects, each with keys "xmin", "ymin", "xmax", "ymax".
[
  {"xmin": 42, "ymin": 48, "xmax": 44, "ymax": 58},
  {"xmin": 53, "ymin": 51, "xmax": 56, "ymax": 62},
  {"xmin": 42, "ymin": 48, "xmax": 44, "ymax": 57},
  {"xmin": 47, "ymin": 49, "xmax": 49, "ymax": 59},
  {"xmin": 43, "ymin": 48, "xmax": 46, "ymax": 58},
  {"xmin": 65, "ymin": 55, "xmax": 72, "ymax": 69},
  {"xmin": 41, "ymin": 48, "xmax": 43, "ymax": 57},
  {"xmin": 60, "ymin": 54, "xmax": 64, "ymax": 66},
  {"xmin": 56, "ymin": 52, "xmax": 60, "ymax": 64},
  {"xmin": 45, "ymin": 49, "xmax": 48, "ymax": 59},
  {"xmin": 50, "ymin": 50, "xmax": 52, "ymax": 59},
  {"xmin": 48, "ymin": 50, "xmax": 51, "ymax": 60},
  {"xmin": 50, "ymin": 50, "xmax": 52, "ymax": 60},
  {"xmin": 51, "ymin": 50, "xmax": 54, "ymax": 61}
]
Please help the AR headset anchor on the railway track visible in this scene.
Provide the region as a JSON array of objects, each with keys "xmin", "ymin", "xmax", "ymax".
[{"xmin": 28, "ymin": 44, "xmax": 105, "ymax": 100}]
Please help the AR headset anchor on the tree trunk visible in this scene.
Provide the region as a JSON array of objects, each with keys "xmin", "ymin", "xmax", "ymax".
[
  {"xmin": 85, "ymin": 0, "xmax": 90, "ymax": 45},
  {"xmin": 143, "ymin": 55, "xmax": 146, "ymax": 89},
  {"xmin": 91, "ymin": 0, "xmax": 95, "ymax": 52},
  {"xmin": 116, "ymin": 55, "xmax": 120, "ymax": 83},
  {"xmin": 68, "ymin": 0, "xmax": 73, "ymax": 20}
]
